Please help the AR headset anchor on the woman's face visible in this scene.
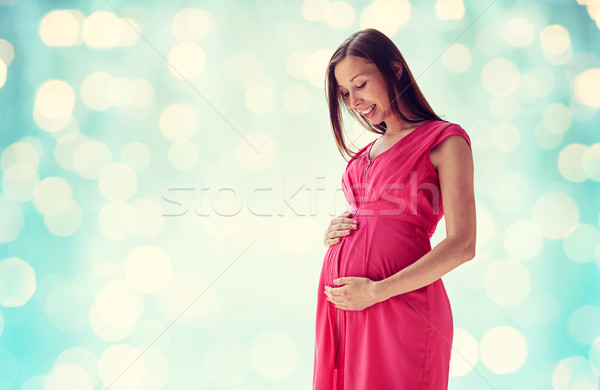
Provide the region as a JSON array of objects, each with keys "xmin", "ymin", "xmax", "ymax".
[{"xmin": 334, "ymin": 55, "xmax": 396, "ymax": 125}]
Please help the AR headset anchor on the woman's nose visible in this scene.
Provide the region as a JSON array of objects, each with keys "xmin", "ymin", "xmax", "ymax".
[{"xmin": 350, "ymin": 93, "xmax": 362, "ymax": 108}]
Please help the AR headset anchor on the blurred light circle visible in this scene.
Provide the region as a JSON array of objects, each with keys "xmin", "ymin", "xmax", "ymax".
[
  {"xmin": 582, "ymin": 143, "xmax": 600, "ymax": 181},
  {"xmin": 124, "ymin": 245, "xmax": 172, "ymax": 293},
  {"xmin": 563, "ymin": 224, "xmax": 600, "ymax": 263},
  {"xmin": 449, "ymin": 327, "xmax": 479, "ymax": 377},
  {"xmin": 128, "ymin": 320, "xmax": 171, "ymax": 355},
  {"xmin": 325, "ymin": 1, "xmax": 355, "ymax": 28},
  {"xmin": 568, "ymin": 305, "xmax": 600, "ymax": 344},
  {"xmin": 48, "ymin": 363, "xmax": 93, "ymax": 390},
  {"xmin": 82, "ymin": 11, "xmax": 122, "ymax": 48},
  {"xmin": 98, "ymin": 344, "xmax": 145, "ymax": 390},
  {"xmin": 540, "ymin": 24, "xmax": 571, "ymax": 55},
  {"xmin": 534, "ymin": 121, "xmax": 563, "ymax": 149},
  {"xmin": 22, "ymin": 376, "xmax": 50, "ymax": 390},
  {"xmin": 569, "ymin": 95, "xmax": 598, "ymax": 122},
  {"xmin": 226, "ymin": 52, "xmax": 263, "ymax": 89},
  {"xmin": 159, "ymin": 104, "xmax": 198, "ymax": 141},
  {"xmin": 282, "ymin": 83, "xmax": 311, "ymax": 114},
  {"xmin": 552, "ymin": 356, "xmax": 599, "ymax": 390},
  {"xmin": 530, "ymin": 67, "xmax": 555, "ymax": 97},
  {"xmin": 0, "ymin": 196, "xmax": 22, "ymax": 243},
  {"xmin": 112, "ymin": 77, "xmax": 134, "ymax": 107},
  {"xmin": 267, "ymin": 218, "xmax": 322, "ymax": 254},
  {"xmin": 245, "ymin": 83, "xmax": 275, "ymax": 114},
  {"xmin": 543, "ymin": 102, "xmax": 571, "ymax": 134},
  {"xmin": 492, "ymin": 172, "xmax": 529, "ymax": 215},
  {"xmin": 516, "ymin": 73, "xmax": 542, "ymax": 104},
  {"xmin": 574, "ymin": 68, "xmax": 600, "ymax": 108},
  {"xmin": 0, "ymin": 59, "xmax": 5, "ymax": 89},
  {"xmin": 250, "ymin": 331, "xmax": 298, "ymax": 379},
  {"xmin": 490, "ymin": 96, "xmax": 520, "ymax": 123},
  {"xmin": 40, "ymin": 10, "xmax": 80, "ymax": 46},
  {"xmin": 558, "ymin": 144, "xmax": 588, "ymax": 182},
  {"xmin": 503, "ymin": 220, "xmax": 543, "ymax": 260},
  {"xmin": 442, "ymin": 43, "xmax": 471, "ymax": 73},
  {"xmin": 168, "ymin": 140, "xmax": 198, "ymax": 170},
  {"xmin": 171, "ymin": 8, "xmax": 214, "ymax": 42},
  {"xmin": 590, "ymin": 337, "xmax": 600, "ymax": 375},
  {"xmin": 33, "ymin": 176, "xmax": 73, "ymax": 217},
  {"xmin": 237, "ymin": 132, "xmax": 276, "ymax": 171},
  {"xmin": 1, "ymin": 163, "xmax": 39, "ymax": 202},
  {"xmin": 98, "ymin": 163, "xmax": 138, "ymax": 201},
  {"xmin": 55, "ymin": 347, "xmax": 99, "ymax": 386},
  {"xmin": 475, "ymin": 203, "xmax": 495, "ymax": 250},
  {"xmin": 153, "ymin": 271, "xmax": 221, "ymax": 327},
  {"xmin": 94, "ymin": 280, "xmax": 143, "ymax": 328},
  {"xmin": 1, "ymin": 141, "xmax": 41, "ymax": 170},
  {"xmin": 117, "ymin": 17, "xmax": 140, "ymax": 46},
  {"xmin": 481, "ymin": 58, "xmax": 520, "ymax": 97},
  {"xmin": 203, "ymin": 339, "xmax": 249, "ymax": 386},
  {"xmin": 533, "ymin": 191, "xmax": 579, "ymax": 239},
  {"xmin": 167, "ymin": 42, "xmax": 206, "ymax": 80},
  {"xmin": 55, "ymin": 132, "xmax": 88, "ymax": 171},
  {"xmin": 0, "ymin": 257, "xmax": 36, "ymax": 307},
  {"xmin": 304, "ymin": 49, "xmax": 334, "ymax": 88},
  {"xmin": 286, "ymin": 49, "xmax": 310, "ymax": 80},
  {"xmin": 73, "ymin": 140, "xmax": 113, "ymax": 179},
  {"xmin": 456, "ymin": 253, "xmax": 491, "ymax": 290},
  {"xmin": 44, "ymin": 201, "xmax": 82, "ymax": 236},
  {"xmin": 131, "ymin": 198, "xmax": 164, "ymax": 237},
  {"xmin": 132, "ymin": 348, "xmax": 169, "ymax": 390},
  {"xmin": 359, "ymin": 0, "xmax": 410, "ymax": 36},
  {"xmin": 302, "ymin": 0, "xmax": 328, "ymax": 21},
  {"xmin": 80, "ymin": 72, "xmax": 116, "ymax": 111},
  {"xmin": 120, "ymin": 142, "xmax": 151, "ymax": 172},
  {"xmin": 435, "ymin": 0, "xmax": 465, "ymax": 20},
  {"xmin": 484, "ymin": 259, "xmax": 531, "ymax": 306},
  {"xmin": 489, "ymin": 122, "xmax": 520, "ymax": 152},
  {"xmin": 35, "ymin": 79, "xmax": 76, "ymax": 121},
  {"xmin": 480, "ymin": 326, "xmax": 527, "ymax": 374},
  {"xmin": 129, "ymin": 78, "xmax": 155, "ymax": 108},
  {"xmin": 505, "ymin": 17, "xmax": 535, "ymax": 47},
  {"xmin": 98, "ymin": 201, "xmax": 134, "ymax": 241},
  {"xmin": 0, "ymin": 39, "xmax": 15, "ymax": 66}
]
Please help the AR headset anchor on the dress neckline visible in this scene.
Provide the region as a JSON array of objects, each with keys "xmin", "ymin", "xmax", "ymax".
[{"xmin": 367, "ymin": 120, "xmax": 434, "ymax": 162}]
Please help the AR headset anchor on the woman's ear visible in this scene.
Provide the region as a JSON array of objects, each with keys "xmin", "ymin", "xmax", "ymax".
[{"xmin": 392, "ymin": 61, "xmax": 403, "ymax": 80}]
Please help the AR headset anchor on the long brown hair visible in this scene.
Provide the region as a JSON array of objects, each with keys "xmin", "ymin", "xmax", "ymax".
[{"xmin": 325, "ymin": 28, "xmax": 444, "ymax": 161}]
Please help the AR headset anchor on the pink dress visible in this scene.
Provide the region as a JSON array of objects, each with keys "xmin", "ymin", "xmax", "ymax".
[{"xmin": 313, "ymin": 120, "xmax": 472, "ymax": 390}]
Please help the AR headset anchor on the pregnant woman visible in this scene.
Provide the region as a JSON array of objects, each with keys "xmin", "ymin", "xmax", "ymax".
[{"xmin": 313, "ymin": 28, "xmax": 476, "ymax": 390}]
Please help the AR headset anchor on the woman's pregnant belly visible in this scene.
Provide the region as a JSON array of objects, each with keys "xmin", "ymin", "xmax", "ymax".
[{"xmin": 325, "ymin": 215, "xmax": 429, "ymax": 285}]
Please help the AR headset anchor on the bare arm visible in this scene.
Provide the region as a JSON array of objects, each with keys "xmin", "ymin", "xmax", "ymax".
[{"xmin": 374, "ymin": 135, "xmax": 477, "ymax": 300}]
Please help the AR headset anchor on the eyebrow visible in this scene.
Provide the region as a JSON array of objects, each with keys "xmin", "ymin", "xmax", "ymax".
[{"xmin": 338, "ymin": 73, "xmax": 366, "ymax": 89}]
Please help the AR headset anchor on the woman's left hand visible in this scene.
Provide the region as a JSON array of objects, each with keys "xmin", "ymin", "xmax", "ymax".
[{"xmin": 324, "ymin": 277, "xmax": 385, "ymax": 311}]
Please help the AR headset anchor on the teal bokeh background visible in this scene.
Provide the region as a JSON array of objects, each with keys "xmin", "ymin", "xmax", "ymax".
[{"xmin": 0, "ymin": 0, "xmax": 599, "ymax": 389}]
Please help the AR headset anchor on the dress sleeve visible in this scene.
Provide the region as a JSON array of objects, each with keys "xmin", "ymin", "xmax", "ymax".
[{"xmin": 431, "ymin": 123, "xmax": 472, "ymax": 152}]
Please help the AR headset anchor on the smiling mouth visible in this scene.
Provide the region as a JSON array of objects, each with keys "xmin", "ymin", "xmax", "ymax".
[{"xmin": 358, "ymin": 104, "xmax": 375, "ymax": 115}]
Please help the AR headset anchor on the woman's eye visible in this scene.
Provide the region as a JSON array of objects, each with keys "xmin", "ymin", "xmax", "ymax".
[{"xmin": 340, "ymin": 82, "xmax": 365, "ymax": 99}]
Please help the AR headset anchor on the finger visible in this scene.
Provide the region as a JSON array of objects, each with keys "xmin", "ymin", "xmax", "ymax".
[
  {"xmin": 325, "ymin": 229, "xmax": 351, "ymax": 240},
  {"xmin": 335, "ymin": 222, "xmax": 358, "ymax": 231},
  {"xmin": 324, "ymin": 237, "xmax": 340, "ymax": 247}
]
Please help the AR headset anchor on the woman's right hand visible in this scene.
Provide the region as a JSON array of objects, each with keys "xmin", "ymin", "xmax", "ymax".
[{"xmin": 323, "ymin": 211, "xmax": 358, "ymax": 247}]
